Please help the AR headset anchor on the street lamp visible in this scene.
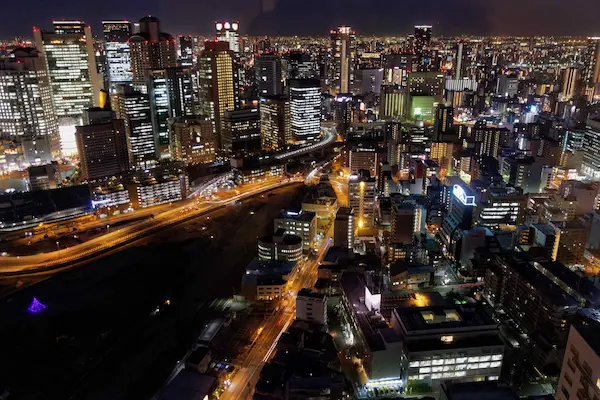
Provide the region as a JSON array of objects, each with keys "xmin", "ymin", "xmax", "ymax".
[
  {"xmin": 56, "ymin": 241, "xmax": 59, "ymax": 251},
  {"xmin": 107, "ymin": 224, "xmax": 110, "ymax": 233}
]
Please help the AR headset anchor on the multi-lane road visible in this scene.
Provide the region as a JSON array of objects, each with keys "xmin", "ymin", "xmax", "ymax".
[
  {"xmin": 0, "ymin": 178, "xmax": 302, "ymax": 276},
  {"xmin": 222, "ymin": 237, "xmax": 332, "ymax": 400}
]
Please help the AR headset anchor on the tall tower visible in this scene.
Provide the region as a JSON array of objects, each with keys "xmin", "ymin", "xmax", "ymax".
[
  {"xmin": 255, "ymin": 53, "xmax": 283, "ymax": 96},
  {"xmin": 178, "ymin": 35, "xmax": 194, "ymax": 67},
  {"xmin": 111, "ymin": 85, "xmax": 156, "ymax": 168},
  {"xmin": 33, "ymin": 21, "xmax": 102, "ymax": 156},
  {"xmin": 414, "ymin": 25, "xmax": 432, "ymax": 71},
  {"xmin": 562, "ymin": 67, "xmax": 580, "ymax": 101},
  {"xmin": 330, "ymin": 26, "xmax": 356, "ymax": 93},
  {"xmin": 75, "ymin": 108, "xmax": 131, "ymax": 181},
  {"xmin": 103, "ymin": 20, "xmax": 132, "ymax": 89},
  {"xmin": 0, "ymin": 47, "xmax": 60, "ymax": 163},
  {"xmin": 198, "ymin": 41, "xmax": 239, "ymax": 153},
  {"xmin": 582, "ymin": 37, "xmax": 600, "ymax": 101},
  {"xmin": 128, "ymin": 16, "xmax": 177, "ymax": 88},
  {"xmin": 148, "ymin": 67, "xmax": 195, "ymax": 159},
  {"xmin": 289, "ymin": 78, "xmax": 321, "ymax": 143},
  {"xmin": 215, "ymin": 21, "xmax": 240, "ymax": 53}
]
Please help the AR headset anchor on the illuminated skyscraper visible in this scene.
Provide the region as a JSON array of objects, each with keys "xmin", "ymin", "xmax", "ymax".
[
  {"xmin": 255, "ymin": 54, "xmax": 283, "ymax": 96},
  {"xmin": 198, "ymin": 41, "xmax": 240, "ymax": 152},
  {"xmin": 222, "ymin": 108, "xmax": 261, "ymax": 156},
  {"xmin": 433, "ymin": 104, "xmax": 454, "ymax": 141},
  {"xmin": 330, "ymin": 26, "xmax": 356, "ymax": 93},
  {"xmin": 561, "ymin": 67, "xmax": 580, "ymax": 101},
  {"xmin": 75, "ymin": 108, "xmax": 131, "ymax": 181},
  {"xmin": 103, "ymin": 20, "xmax": 132, "ymax": 89},
  {"xmin": 111, "ymin": 85, "xmax": 156, "ymax": 168},
  {"xmin": 582, "ymin": 37, "xmax": 600, "ymax": 100},
  {"xmin": 169, "ymin": 116, "xmax": 216, "ymax": 165},
  {"xmin": 148, "ymin": 67, "xmax": 195, "ymax": 158},
  {"xmin": 260, "ymin": 96, "xmax": 290, "ymax": 151},
  {"xmin": 348, "ymin": 169, "xmax": 377, "ymax": 230},
  {"xmin": 0, "ymin": 47, "xmax": 60, "ymax": 163},
  {"xmin": 33, "ymin": 21, "xmax": 102, "ymax": 156},
  {"xmin": 289, "ymin": 78, "xmax": 321, "ymax": 143},
  {"xmin": 286, "ymin": 51, "xmax": 318, "ymax": 79},
  {"xmin": 414, "ymin": 25, "xmax": 432, "ymax": 61},
  {"xmin": 215, "ymin": 21, "xmax": 240, "ymax": 53},
  {"xmin": 129, "ymin": 16, "xmax": 177, "ymax": 88},
  {"xmin": 178, "ymin": 35, "xmax": 194, "ymax": 67}
]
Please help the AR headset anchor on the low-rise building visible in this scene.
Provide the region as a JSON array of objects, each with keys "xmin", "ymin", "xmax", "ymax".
[
  {"xmin": 27, "ymin": 162, "xmax": 60, "ymax": 191},
  {"xmin": 296, "ymin": 288, "xmax": 328, "ymax": 325},
  {"xmin": 391, "ymin": 304, "xmax": 505, "ymax": 389},
  {"xmin": 258, "ymin": 228, "xmax": 303, "ymax": 262},
  {"xmin": 241, "ymin": 259, "xmax": 296, "ymax": 302},
  {"xmin": 274, "ymin": 209, "xmax": 317, "ymax": 251},
  {"xmin": 127, "ymin": 171, "xmax": 188, "ymax": 209},
  {"xmin": 389, "ymin": 260, "xmax": 433, "ymax": 290}
]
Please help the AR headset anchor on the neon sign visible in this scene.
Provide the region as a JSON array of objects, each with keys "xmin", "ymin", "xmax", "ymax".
[{"xmin": 453, "ymin": 185, "xmax": 475, "ymax": 206}]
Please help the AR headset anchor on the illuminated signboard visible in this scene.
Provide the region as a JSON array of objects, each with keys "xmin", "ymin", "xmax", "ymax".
[{"xmin": 453, "ymin": 184, "xmax": 475, "ymax": 206}]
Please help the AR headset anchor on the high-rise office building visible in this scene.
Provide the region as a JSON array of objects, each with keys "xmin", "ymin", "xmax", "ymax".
[
  {"xmin": 496, "ymin": 74, "xmax": 519, "ymax": 97},
  {"xmin": 390, "ymin": 198, "xmax": 424, "ymax": 245},
  {"xmin": 198, "ymin": 41, "xmax": 240, "ymax": 153},
  {"xmin": 380, "ymin": 85, "xmax": 406, "ymax": 119},
  {"xmin": 76, "ymin": 108, "xmax": 130, "ymax": 181},
  {"xmin": 102, "ymin": 20, "xmax": 132, "ymax": 89},
  {"xmin": 349, "ymin": 145, "xmax": 381, "ymax": 177},
  {"xmin": 440, "ymin": 183, "xmax": 475, "ymax": 248},
  {"xmin": 330, "ymin": 26, "xmax": 356, "ymax": 93},
  {"xmin": 433, "ymin": 104, "xmax": 454, "ymax": 141},
  {"xmin": 582, "ymin": 37, "xmax": 600, "ymax": 100},
  {"xmin": 0, "ymin": 47, "xmax": 60, "ymax": 163},
  {"xmin": 255, "ymin": 54, "xmax": 283, "ymax": 96},
  {"xmin": 289, "ymin": 78, "xmax": 321, "ymax": 143},
  {"xmin": 222, "ymin": 108, "xmax": 261, "ymax": 156},
  {"xmin": 111, "ymin": 85, "xmax": 156, "ymax": 168},
  {"xmin": 178, "ymin": 35, "xmax": 194, "ymax": 67},
  {"xmin": 148, "ymin": 67, "xmax": 194, "ymax": 158},
  {"xmin": 259, "ymin": 96, "xmax": 290, "ymax": 151},
  {"xmin": 348, "ymin": 169, "xmax": 377, "ymax": 230},
  {"xmin": 334, "ymin": 207, "xmax": 355, "ymax": 249},
  {"xmin": 430, "ymin": 142, "xmax": 454, "ymax": 178},
  {"xmin": 169, "ymin": 116, "xmax": 216, "ymax": 165},
  {"xmin": 474, "ymin": 185, "xmax": 526, "ymax": 228},
  {"xmin": 582, "ymin": 117, "xmax": 600, "ymax": 180},
  {"xmin": 414, "ymin": 25, "xmax": 432, "ymax": 64},
  {"xmin": 215, "ymin": 21, "xmax": 240, "ymax": 53},
  {"xmin": 286, "ymin": 51, "xmax": 318, "ymax": 79},
  {"xmin": 33, "ymin": 21, "xmax": 102, "ymax": 156},
  {"xmin": 129, "ymin": 16, "xmax": 177, "ymax": 88},
  {"xmin": 561, "ymin": 67, "xmax": 580, "ymax": 101}
]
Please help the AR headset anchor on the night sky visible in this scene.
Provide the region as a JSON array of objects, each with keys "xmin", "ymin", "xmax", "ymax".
[{"xmin": 2, "ymin": 0, "xmax": 600, "ymax": 38}]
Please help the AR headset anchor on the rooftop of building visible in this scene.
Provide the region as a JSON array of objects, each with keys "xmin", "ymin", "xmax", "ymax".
[
  {"xmin": 404, "ymin": 330, "xmax": 504, "ymax": 353},
  {"xmin": 341, "ymin": 272, "xmax": 389, "ymax": 352},
  {"xmin": 390, "ymin": 260, "xmax": 433, "ymax": 277},
  {"xmin": 395, "ymin": 303, "xmax": 497, "ymax": 335},
  {"xmin": 442, "ymin": 381, "xmax": 518, "ymax": 400},
  {"xmin": 259, "ymin": 229, "xmax": 302, "ymax": 246},
  {"xmin": 574, "ymin": 308, "xmax": 600, "ymax": 356},
  {"xmin": 496, "ymin": 252, "xmax": 581, "ymax": 308},
  {"xmin": 531, "ymin": 223, "xmax": 556, "ymax": 236},
  {"xmin": 157, "ymin": 370, "xmax": 216, "ymax": 400},
  {"xmin": 276, "ymin": 209, "xmax": 316, "ymax": 222},
  {"xmin": 298, "ymin": 288, "xmax": 326, "ymax": 300},
  {"xmin": 335, "ymin": 207, "xmax": 354, "ymax": 219}
]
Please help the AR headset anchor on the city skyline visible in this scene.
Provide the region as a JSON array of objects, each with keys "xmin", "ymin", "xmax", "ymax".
[{"xmin": 2, "ymin": 0, "xmax": 600, "ymax": 38}]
